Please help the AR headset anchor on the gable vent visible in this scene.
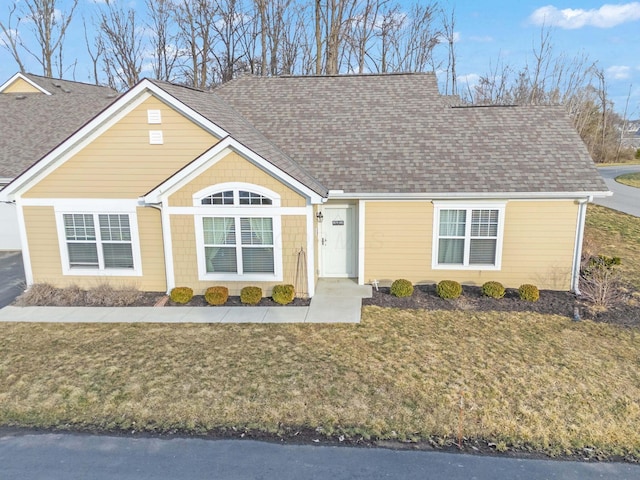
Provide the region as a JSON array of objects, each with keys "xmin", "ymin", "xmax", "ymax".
[
  {"xmin": 147, "ymin": 109, "xmax": 162, "ymax": 124},
  {"xmin": 149, "ymin": 130, "xmax": 164, "ymax": 145}
]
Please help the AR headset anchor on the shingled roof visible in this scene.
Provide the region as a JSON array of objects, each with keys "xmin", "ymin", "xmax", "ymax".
[
  {"xmin": 150, "ymin": 80, "xmax": 328, "ymax": 195},
  {"xmin": 214, "ymin": 73, "xmax": 608, "ymax": 195},
  {"xmin": 0, "ymin": 74, "xmax": 118, "ymax": 179}
]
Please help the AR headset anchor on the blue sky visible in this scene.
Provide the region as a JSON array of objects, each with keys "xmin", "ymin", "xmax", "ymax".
[{"xmin": 1, "ymin": 1, "xmax": 639, "ymax": 115}]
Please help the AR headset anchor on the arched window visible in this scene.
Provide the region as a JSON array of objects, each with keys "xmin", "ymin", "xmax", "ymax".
[{"xmin": 193, "ymin": 183, "xmax": 282, "ymax": 280}]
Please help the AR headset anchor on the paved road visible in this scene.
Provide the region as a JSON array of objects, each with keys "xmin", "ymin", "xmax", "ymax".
[
  {"xmin": 593, "ymin": 165, "xmax": 640, "ymax": 217},
  {"xmin": 0, "ymin": 433, "xmax": 638, "ymax": 480},
  {"xmin": 0, "ymin": 251, "xmax": 24, "ymax": 308}
]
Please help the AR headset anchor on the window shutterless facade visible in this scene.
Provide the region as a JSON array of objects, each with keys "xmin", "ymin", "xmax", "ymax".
[
  {"xmin": 432, "ymin": 203, "xmax": 505, "ymax": 270},
  {"xmin": 56, "ymin": 211, "xmax": 142, "ymax": 276},
  {"xmin": 194, "ymin": 183, "xmax": 282, "ymax": 281}
]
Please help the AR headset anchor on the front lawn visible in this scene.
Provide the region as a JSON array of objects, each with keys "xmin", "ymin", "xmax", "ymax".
[
  {"xmin": 1, "ymin": 309, "xmax": 639, "ymax": 460},
  {"xmin": 585, "ymin": 205, "xmax": 640, "ymax": 289}
]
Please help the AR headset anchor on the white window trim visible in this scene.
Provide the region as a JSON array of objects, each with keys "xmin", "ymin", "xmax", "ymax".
[
  {"xmin": 193, "ymin": 182, "xmax": 282, "ymax": 207},
  {"xmin": 193, "ymin": 182, "xmax": 283, "ymax": 281},
  {"xmin": 432, "ymin": 202, "xmax": 506, "ymax": 271},
  {"xmin": 194, "ymin": 214, "xmax": 283, "ymax": 282},
  {"xmin": 55, "ymin": 210, "xmax": 143, "ymax": 277}
]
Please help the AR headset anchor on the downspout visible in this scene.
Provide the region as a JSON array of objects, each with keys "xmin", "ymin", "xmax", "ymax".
[{"xmin": 571, "ymin": 197, "xmax": 591, "ymax": 295}]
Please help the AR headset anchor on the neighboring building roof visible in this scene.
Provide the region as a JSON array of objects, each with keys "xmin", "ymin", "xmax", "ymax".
[
  {"xmin": 0, "ymin": 74, "xmax": 118, "ymax": 178},
  {"xmin": 214, "ymin": 73, "xmax": 608, "ymax": 194}
]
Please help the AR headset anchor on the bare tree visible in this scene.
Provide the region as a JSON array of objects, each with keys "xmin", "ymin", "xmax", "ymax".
[
  {"xmin": 344, "ymin": 0, "xmax": 383, "ymax": 74},
  {"xmin": 441, "ymin": 5, "xmax": 456, "ymax": 94},
  {"xmin": 83, "ymin": 18, "xmax": 104, "ymax": 86},
  {"xmin": 146, "ymin": 0, "xmax": 180, "ymax": 82},
  {"xmin": 211, "ymin": 0, "xmax": 253, "ymax": 83},
  {"xmin": 172, "ymin": 0, "xmax": 217, "ymax": 89},
  {"xmin": 0, "ymin": 0, "xmax": 78, "ymax": 77},
  {"xmin": 0, "ymin": 3, "xmax": 26, "ymax": 73},
  {"xmin": 96, "ymin": 0, "xmax": 145, "ymax": 90}
]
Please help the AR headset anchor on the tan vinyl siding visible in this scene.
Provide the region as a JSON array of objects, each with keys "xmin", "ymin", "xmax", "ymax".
[
  {"xmin": 364, "ymin": 200, "xmax": 578, "ymax": 290},
  {"xmin": 24, "ymin": 96, "xmax": 218, "ymax": 199},
  {"xmin": 168, "ymin": 150, "xmax": 306, "ymax": 208},
  {"xmin": 2, "ymin": 78, "xmax": 42, "ymax": 93},
  {"xmin": 24, "ymin": 206, "xmax": 63, "ymax": 281},
  {"xmin": 170, "ymin": 214, "xmax": 307, "ymax": 296},
  {"xmin": 23, "ymin": 205, "xmax": 166, "ymax": 291},
  {"xmin": 135, "ymin": 206, "xmax": 167, "ymax": 291},
  {"xmin": 364, "ymin": 201, "xmax": 433, "ymax": 284}
]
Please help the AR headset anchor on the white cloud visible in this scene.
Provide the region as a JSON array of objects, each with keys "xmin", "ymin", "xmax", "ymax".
[
  {"xmin": 530, "ymin": 2, "xmax": 640, "ymax": 29},
  {"xmin": 607, "ymin": 65, "xmax": 632, "ymax": 79},
  {"xmin": 469, "ymin": 35, "xmax": 494, "ymax": 43},
  {"xmin": 457, "ymin": 73, "xmax": 480, "ymax": 87}
]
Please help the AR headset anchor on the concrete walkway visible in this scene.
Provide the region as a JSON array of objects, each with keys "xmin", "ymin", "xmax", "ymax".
[{"xmin": 0, "ymin": 279, "xmax": 372, "ymax": 324}]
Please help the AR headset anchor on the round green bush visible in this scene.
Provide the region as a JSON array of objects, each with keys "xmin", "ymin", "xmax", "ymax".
[
  {"xmin": 272, "ymin": 284, "xmax": 295, "ymax": 305},
  {"xmin": 205, "ymin": 286, "xmax": 229, "ymax": 306},
  {"xmin": 240, "ymin": 286, "xmax": 263, "ymax": 305},
  {"xmin": 436, "ymin": 280, "xmax": 462, "ymax": 299},
  {"xmin": 170, "ymin": 286, "xmax": 193, "ymax": 304},
  {"xmin": 518, "ymin": 284, "xmax": 540, "ymax": 302},
  {"xmin": 390, "ymin": 279, "xmax": 414, "ymax": 298},
  {"xmin": 482, "ymin": 281, "xmax": 505, "ymax": 299}
]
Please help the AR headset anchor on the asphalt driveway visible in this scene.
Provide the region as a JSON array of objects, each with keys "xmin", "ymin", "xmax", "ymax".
[
  {"xmin": 593, "ymin": 165, "xmax": 640, "ymax": 217},
  {"xmin": 0, "ymin": 251, "xmax": 25, "ymax": 308}
]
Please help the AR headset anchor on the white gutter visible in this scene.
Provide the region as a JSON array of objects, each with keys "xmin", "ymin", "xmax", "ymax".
[
  {"xmin": 327, "ymin": 191, "xmax": 612, "ymax": 201},
  {"xmin": 571, "ymin": 197, "xmax": 591, "ymax": 294}
]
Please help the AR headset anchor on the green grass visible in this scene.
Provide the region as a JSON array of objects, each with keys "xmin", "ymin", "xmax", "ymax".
[
  {"xmin": 615, "ymin": 172, "xmax": 640, "ymax": 188},
  {"xmin": 585, "ymin": 205, "xmax": 640, "ymax": 289},
  {"xmin": 1, "ymin": 310, "xmax": 639, "ymax": 459}
]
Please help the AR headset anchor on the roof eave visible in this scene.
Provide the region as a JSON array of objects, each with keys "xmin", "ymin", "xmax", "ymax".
[{"xmin": 326, "ymin": 190, "xmax": 613, "ymax": 201}]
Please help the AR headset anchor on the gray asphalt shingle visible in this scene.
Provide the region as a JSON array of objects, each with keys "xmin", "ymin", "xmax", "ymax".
[
  {"xmin": 214, "ymin": 73, "xmax": 608, "ymax": 194},
  {"xmin": 0, "ymin": 75, "xmax": 117, "ymax": 179}
]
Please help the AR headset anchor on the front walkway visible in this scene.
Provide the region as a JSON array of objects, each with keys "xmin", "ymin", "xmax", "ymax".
[{"xmin": 0, "ymin": 279, "xmax": 372, "ymax": 324}]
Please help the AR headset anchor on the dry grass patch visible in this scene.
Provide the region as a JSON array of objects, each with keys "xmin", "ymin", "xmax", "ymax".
[
  {"xmin": 615, "ymin": 172, "xmax": 640, "ymax": 188},
  {"xmin": 1, "ymin": 308, "xmax": 639, "ymax": 459},
  {"xmin": 585, "ymin": 205, "xmax": 640, "ymax": 289}
]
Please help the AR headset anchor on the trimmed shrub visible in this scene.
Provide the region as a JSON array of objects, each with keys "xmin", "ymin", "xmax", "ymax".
[
  {"xmin": 205, "ymin": 286, "xmax": 229, "ymax": 306},
  {"xmin": 272, "ymin": 284, "xmax": 295, "ymax": 305},
  {"xmin": 518, "ymin": 284, "xmax": 540, "ymax": 302},
  {"xmin": 482, "ymin": 281, "xmax": 505, "ymax": 299},
  {"xmin": 436, "ymin": 280, "xmax": 462, "ymax": 299},
  {"xmin": 170, "ymin": 286, "xmax": 194, "ymax": 304},
  {"xmin": 635, "ymin": 148, "xmax": 640, "ymax": 160},
  {"xmin": 390, "ymin": 279, "xmax": 414, "ymax": 297},
  {"xmin": 240, "ymin": 286, "xmax": 263, "ymax": 305}
]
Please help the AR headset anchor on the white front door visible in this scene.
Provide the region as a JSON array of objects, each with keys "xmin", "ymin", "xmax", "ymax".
[{"xmin": 320, "ymin": 205, "xmax": 356, "ymax": 277}]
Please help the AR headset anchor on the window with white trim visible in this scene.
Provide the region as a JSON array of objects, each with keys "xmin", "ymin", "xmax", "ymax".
[
  {"xmin": 203, "ymin": 217, "xmax": 274, "ymax": 274},
  {"xmin": 433, "ymin": 205, "xmax": 504, "ymax": 269},
  {"xmin": 63, "ymin": 213, "xmax": 134, "ymax": 270},
  {"xmin": 195, "ymin": 184, "xmax": 282, "ymax": 280}
]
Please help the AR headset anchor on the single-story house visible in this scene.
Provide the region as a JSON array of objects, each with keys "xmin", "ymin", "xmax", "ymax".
[
  {"xmin": 0, "ymin": 73, "xmax": 117, "ymax": 250},
  {"xmin": 0, "ymin": 72, "xmax": 610, "ymax": 297}
]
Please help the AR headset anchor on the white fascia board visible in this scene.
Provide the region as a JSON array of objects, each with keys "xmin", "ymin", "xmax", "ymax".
[
  {"xmin": 1, "ymin": 79, "xmax": 230, "ymax": 201},
  {"xmin": 327, "ymin": 191, "xmax": 613, "ymax": 201},
  {"xmin": 140, "ymin": 136, "xmax": 324, "ymax": 205},
  {"xmin": 143, "ymin": 81, "xmax": 228, "ymax": 139},
  {"xmin": 0, "ymin": 73, "xmax": 51, "ymax": 95}
]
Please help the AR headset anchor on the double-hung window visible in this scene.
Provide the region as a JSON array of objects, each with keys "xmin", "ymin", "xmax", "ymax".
[
  {"xmin": 58, "ymin": 211, "xmax": 141, "ymax": 276},
  {"xmin": 433, "ymin": 203, "xmax": 505, "ymax": 269},
  {"xmin": 195, "ymin": 184, "xmax": 282, "ymax": 281}
]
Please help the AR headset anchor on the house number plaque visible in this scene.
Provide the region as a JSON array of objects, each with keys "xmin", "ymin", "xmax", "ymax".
[{"xmin": 332, "ymin": 220, "xmax": 345, "ymax": 226}]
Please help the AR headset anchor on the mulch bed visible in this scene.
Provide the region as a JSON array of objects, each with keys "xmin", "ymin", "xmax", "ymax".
[
  {"xmin": 166, "ymin": 295, "xmax": 311, "ymax": 307},
  {"xmin": 363, "ymin": 285, "xmax": 640, "ymax": 328}
]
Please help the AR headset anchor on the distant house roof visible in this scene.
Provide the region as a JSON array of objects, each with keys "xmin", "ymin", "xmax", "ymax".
[
  {"xmin": 213, "ymin": 73, "xmax": 608, "ymax": 195},
  {"xmin": 0, "ymin": 73, "xmax": 118, "ymax": 179}
]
